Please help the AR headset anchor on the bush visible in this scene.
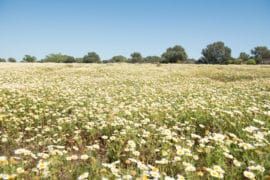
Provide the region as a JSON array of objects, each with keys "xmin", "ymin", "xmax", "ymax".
[
  {"xmin": 227, "ymin": 59, "xmax": 234, "ymax": 64},
  {"xmin": 234, "ymin": 59, "xmax": 243, "ymax": 64},
  {"xmin": 247, "ymin": 59, "xmax": 256, "ymax": 65}
]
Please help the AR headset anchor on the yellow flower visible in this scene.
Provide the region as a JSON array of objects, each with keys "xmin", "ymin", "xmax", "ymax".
[
  {"xmin": 197, "ymin": 171, "xmax": 204, "ymax": 176},
  {"xmin": 100, "ymin": 168, "xmax": 107, "ymax": 173}
]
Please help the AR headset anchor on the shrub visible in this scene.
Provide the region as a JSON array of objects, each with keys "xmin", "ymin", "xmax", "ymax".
[
  {"xmin": 247, "ymin": 59, "xmax": 256, "ymax": 65},
  {"xmin": 227, "ymin": 59, "xmax": 234, "ymax": 64},
  {"xmin": 234, "ymin": 59, "xmax": 243, "ymax": 64}
]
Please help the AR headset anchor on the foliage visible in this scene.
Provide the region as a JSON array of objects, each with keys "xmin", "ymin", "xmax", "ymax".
[
  {"xmin": 247, "ymin": 59, "xmax": 256, "ymax": 65},
  {"xmin": 233, "ymin": 58, "xmax": 243, "ymax": 64},
  {"xmin": 200, "ymin": 41, "xmax": 231, "ymax": 64},
  {"xmin": 161, "ymin": 45, "xmax": 187, "ymax": 63},
  {"xmin": 183, "ymin": 58, "xmax": 196, "ymax": 64},
  {"xmin": 251, "ymin": 46, "xmax": 270, "ymax": 64},
  {"xmin": 83, "ymin": 52, "xmax": 101, "ymax": 63},
  {"xmin": 130, "ymin": 52, "xmax": 143, "ymax": 63},
  {"xmin": 239, "ymin": 52, "xmax": 250, "ymax": 61},
  {"xmin": 22, "ymin": 55, "xmax": 37, "ymax": 62},
  {"xmin": 0, "ymin": 58, "xmax": 6, "ymax": 62},
  {"xmin": 109, "ymin": 55, "xmax": 127, "ymax": 63},
  {"xmin": 42, "ymin": 53, "xmax": 75, "ymax": 63},
  {"xmin": 8, "ymin": 57, "xmax": 16, "ymax": 62},
  {"xmin": 144, "ymin": 56, "xmax": 162, "ymax": 63}
]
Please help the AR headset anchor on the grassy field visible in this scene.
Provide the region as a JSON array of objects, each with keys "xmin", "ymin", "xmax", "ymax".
[{"xmin": 0, "ymin": 63, "xmax": 270, "ymax": 179}]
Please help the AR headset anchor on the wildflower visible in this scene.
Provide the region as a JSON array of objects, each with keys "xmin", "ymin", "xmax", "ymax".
[
  {"xmin": 223, "ymin": 152, "xmax": 233, "ymax": 159},
  {"xmin": 122, "ymin": 175, "xmax": 132, "ymax": 180},
  {"xmin": 253, "ymin": 119, "xmax": 265, "ymax": 125},
  {"xmin": 238, "ymin": 142, "xmax": 254, "ymax": 150},
  {"xmin": 243, "ymin": 171, "xmax": 255, "ymax": 179},
  {"xmin": 197, "ymin": 171, "xmax": 204, "ymax": 176},
  {"xmin": 150, "ymin": 171, "xmax": 160, "ymax": 178},
  {"xmin": 0, "ymin": 156, "xmax": 8, "ymax": 165},
  {"xmin": 14, "ymin": 148, "xmax": 32, "ymax": 156},
  {"xmin": 233, "ymin": 159, "xmax": 241, "ymax": 167},
  {"xmin": 132, "ymin": 151, "xmax": 140, "ymax": 156},
  {"xmin": 101, "ymin": 135, "xmax": 108, "ymax": 140},
  {"xmin": 80, "ymin": 154, "xmax": 89, "ymax": 160},
  {"xmin": 127, "ymin": 140, "xmax": 136, "ymax": 149},
  {"xmin": 248, "ymin": 165, "xmax": 265, "ymax": 172},
  {"xmin": 77, "ymin": 172, "xmax": 89, "ymax": 180},
  {"xmin": 73, "ymin": 146, "xmax": 79, "ymax": 151},
  {"xmin": 243, "ymin": 126, "xmax": 258, "ymax": 133},
  {"xmin": 155, "ymin": 158, "xmax": 169, "ymax": 164},
  {"xmin": 165, "ymin": 176, "xmax": 175, "ymax": 180},
  {"xmin": 213, "ymin": 165, "xmax": 225, "ymax": 174},
  {"xmin": 37, "ymin": 161, "xmax": 49, "ymax": 170},
  {"xmin": 174, "ymin": 156, "xmax": 181, "ymax": 162},
  {"xmin": 184, "ymin": 165, "xmax": 195, "ymax": 172},
  {"xmin": 210, "ymin": 170, "xmax": 223, "ymax": 179},
  {"xmin": 212, "ymin": 133, "xmax": 226, "ymax": 143},
  {"xmin": 183, "ymin": 162, "xmax": 196, "ymax": 172},
  {"xmin": 1, "ymin": 137, "xmax": 8, "ymax": 143},
  {"xmin": 71, "ymin": 155, "xmax": 78, "ymax": 160},
  {"xmin": 177, "ymin": 174, "xmax": 185, "ymax": 180},
  {"xmin": 16, "ymin": 167, "xmax": 25, "ymax": 174}
]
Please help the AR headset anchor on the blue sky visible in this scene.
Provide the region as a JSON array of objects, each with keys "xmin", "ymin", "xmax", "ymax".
[{"xmin": 0, "ymin": 0, "xmax": 269, "ymax": 60}]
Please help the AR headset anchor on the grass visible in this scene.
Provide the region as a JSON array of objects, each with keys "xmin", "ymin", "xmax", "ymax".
[{"xmin": 0, "ymin": 63, "xmax": 269, "ymax": 179}]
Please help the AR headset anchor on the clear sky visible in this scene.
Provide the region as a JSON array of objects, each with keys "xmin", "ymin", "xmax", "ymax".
[{"xmin": 0, "ymin": 0, "xmax": 269, "ymax": 60}]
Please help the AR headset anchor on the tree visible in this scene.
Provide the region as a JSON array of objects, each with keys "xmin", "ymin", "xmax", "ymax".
[
  {"xmin": 161, "ymin": 45, "xmax": 187, "ymax": 63},
  {"xmin": 199, "ymin": 41, "xmax": 231, "ymax": 64},
  {"xmin": 130, "ymin": 52, "xmax": 143, "ymax": 63},
  {"xmin": 239, "ymin": 52, "xmax": 249, "ymax": 61},
  {"xmin": 110, "ymin": 55, "xmax": 127, "ymax": 63},
  {"xmin": 23, "ymin": 55, "xmax": 37, "ymax": 62},
  {"xmin": 42, "ymin": 53, "xmax": 75, "ymax": 63},
  {"xmin": 0, "ymin": 58, "xmax": 6, "ymax": 62},
  {"xmin": 63, "ymin": 56, "xmax": 75, "ymax": 63},
  {"xmin": 251, "ymin": 46, "xmax": 270, "ymax": 64},
  {"xmin": 8, "ymin": 57, "xmax": 16, "ymax": 62},
  {"xmin": 75, "ymin": 58, "xmax": 83, "ymax": 63},
  {"xmin": 144, "ymin": 56, "xmax": 162, "ymax": 63},
  {"xmin": 83, "ymin": 52, "xmax": 101, "ymax": 63}
]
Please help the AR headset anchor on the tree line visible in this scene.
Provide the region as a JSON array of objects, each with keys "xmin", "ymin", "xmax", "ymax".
[{"xmin": 1, "ymin": 41, "xmax": 270, "ymax": 64}]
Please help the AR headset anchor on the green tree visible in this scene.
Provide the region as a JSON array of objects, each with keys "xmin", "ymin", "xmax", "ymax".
[
  {"xmin": 63, "ymin": 56, "xmax": 75, "ymax": 63},
  {"xmin": 239, "ymin": 52, "xmax": 249, "ymax": 61},
  {"xmin": 42, "ymin": 53, "xmax": 75, "ymax": 63},
  {"xmin": 0, "ymin": 58, "xmax": 6, "ymax": 62},
  {"xmin": 161, "ymin": 45, "xmax": 187, "ymax": 63},
  {"xmin": 199, "ymin": 41, "xmax": 231, "ymax": 64},
  {"xmin": 251, "ymin": 46, "xmax": 270, "ymax": 64},
  {"xmin": 110, "ymin": 55, "xmax": 127, "ymax": 63},
  {"xmin": 8, "ymin": 57, "xmax": 16, "ymax": 62},
  {"xmin": 83, "ymin": 52, "xmax": 101, "ymax": 63},
  {"xmin": 144, "ymin": 56, "xmax": 162, "ymax": 63},
  {"xmin": 75, "ymin": 58, "xmax": 83, "ymax": 63},
  {"xmin": 23, "ymin": 55, "xmax": 37, "ymax": 62},
  {"xmin": 130, "ymin": 52, "xmax": 143, "ymax": 63}
]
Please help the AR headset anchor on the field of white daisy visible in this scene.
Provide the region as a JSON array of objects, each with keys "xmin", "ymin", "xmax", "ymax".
[{"xmin": 0, "ymin": 63, "xmax": 269, "ymax": 179}]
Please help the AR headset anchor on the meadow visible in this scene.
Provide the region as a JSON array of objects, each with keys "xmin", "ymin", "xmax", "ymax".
[{"xmin": 0, "ymin": 63, "xmax": 270, "ymax": 179}]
